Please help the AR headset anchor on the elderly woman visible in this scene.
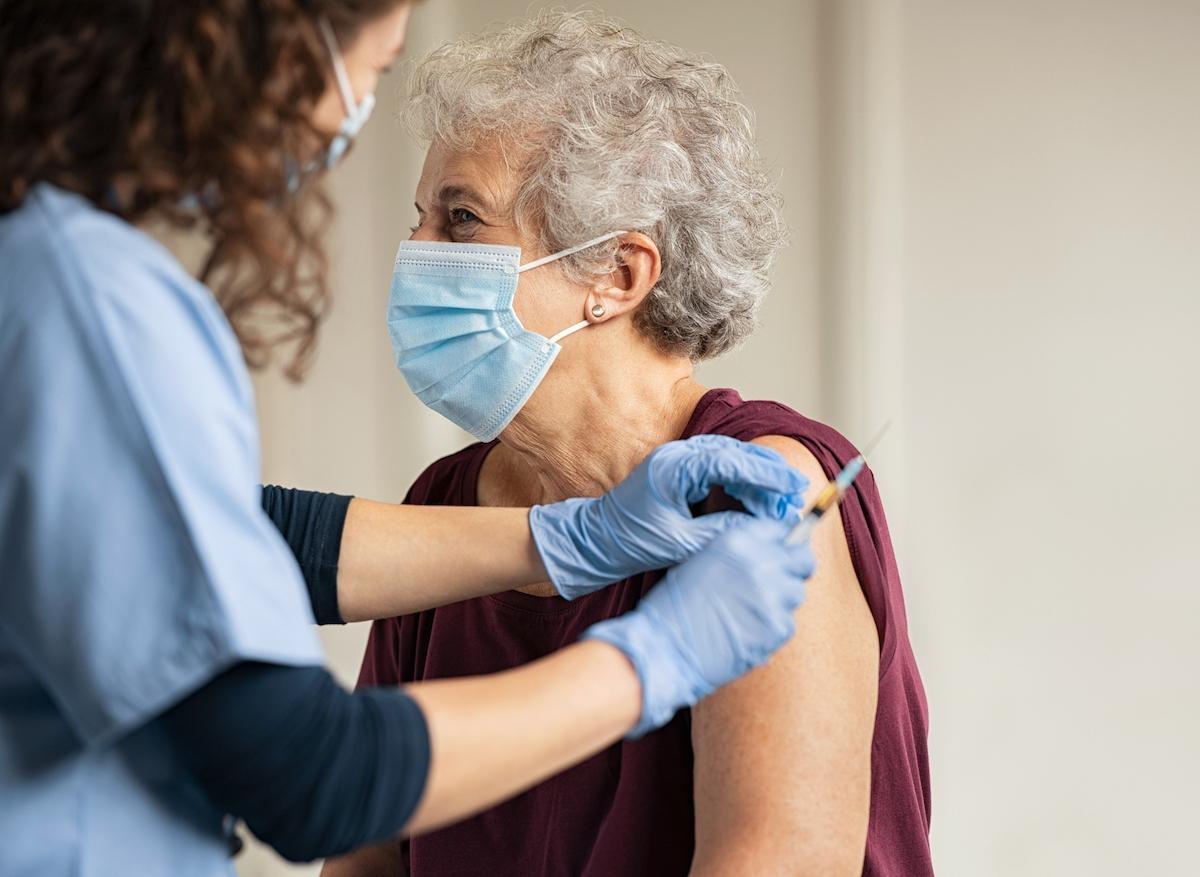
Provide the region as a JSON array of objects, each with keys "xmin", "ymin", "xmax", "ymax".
[{"xmin": 328, "ymin": 10, "xmax": 931, "ymax": 877}]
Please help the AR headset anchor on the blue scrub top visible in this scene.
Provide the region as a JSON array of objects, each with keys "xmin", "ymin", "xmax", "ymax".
[{"xmin": 0, "ymin": 185, "xmax": 323, "ymax": 876}]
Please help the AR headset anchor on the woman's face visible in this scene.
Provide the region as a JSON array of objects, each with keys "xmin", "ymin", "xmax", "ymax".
[
  {"xmin": 310, "ymin": 4, "xmax": 411, "ymax": 136},
  {"xmin": 409, "ymin": 140, "xmax": 600, "ymax": 342}
]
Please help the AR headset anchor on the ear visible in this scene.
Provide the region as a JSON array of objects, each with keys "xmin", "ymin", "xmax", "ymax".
[{"xmin": 585, "ymin": 232, "xmax": 661, "ymax": 324}]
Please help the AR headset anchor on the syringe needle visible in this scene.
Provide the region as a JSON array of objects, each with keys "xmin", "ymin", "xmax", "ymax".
[
  {"xmin": 859, "ymin": 420, "xmax": 893, "ymax": 461},
  {"xmin": 786, "ymin": 419, "xmax": 893, "ymax": 545}
]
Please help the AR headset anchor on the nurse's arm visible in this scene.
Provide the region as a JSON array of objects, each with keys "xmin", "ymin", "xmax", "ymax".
[
  {"xmin": 265, "ymin": 437, "xmax": 805, "ymax": 625},
  {"xmin": 163, "ymin": 642, "xmax": 639, "ymax": 864},
  {"xmin": 399, "ymin": 638, "xmax": 640, "ymax": 834},
  {"xmin": 261, "ymin": 487, "xmax": 546, "ymax": 622},
  {"xmin": 338, "ymin": 498, "xmax": 547, "ymax": 621},
  {"xmin": 320, "ymin": 639, "xmax": 641, "ymax": 874}
]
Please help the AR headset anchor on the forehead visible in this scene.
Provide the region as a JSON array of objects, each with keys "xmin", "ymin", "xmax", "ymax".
[
  {"xmin": 415, "ymin": 139, "xmax": 523, "ymax": 212},
  {"xmin": 347, "ymin": 4, "xmax": 411, "ymax": 57}
]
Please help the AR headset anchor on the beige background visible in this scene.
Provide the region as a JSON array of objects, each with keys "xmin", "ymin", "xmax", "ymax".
[{"xmin": 238, "ymin": 1, "xmax": 1200, "ymax": 874}]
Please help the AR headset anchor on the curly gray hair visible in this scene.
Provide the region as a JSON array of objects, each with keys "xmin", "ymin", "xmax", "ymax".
[{"xmin": 402, "ymin": 9, "xmax": 786, "ymax": 361}]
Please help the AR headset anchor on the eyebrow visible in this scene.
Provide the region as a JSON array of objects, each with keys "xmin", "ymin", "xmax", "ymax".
[
  {"xmin": 415, "ymin": 184, "xmax": 500, "ymax": 218},
  {"xmin": 439, "ymin": 184, "xmax": 495, "ymax": 211}
]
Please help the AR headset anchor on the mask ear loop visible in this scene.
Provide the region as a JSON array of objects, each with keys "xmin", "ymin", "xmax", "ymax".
[
  {"xmin": 547, "ymin": 320, "xmax": 590, "ymax": 345},
  {"xmin": 517, "ymin": 230, "xmax": 628, "ymax": 273},
  {"xmin": 318, "ymin": 17, "xmax": 359, "ymax": 115},
  {"xmin": 522, "ymin": 230, "xmax": 629, "ymax": 348}
]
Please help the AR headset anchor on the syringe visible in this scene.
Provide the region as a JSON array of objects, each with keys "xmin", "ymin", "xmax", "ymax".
[{"xmin": 787, "ymin": 421, "xmax": 892, "ymax": 545}]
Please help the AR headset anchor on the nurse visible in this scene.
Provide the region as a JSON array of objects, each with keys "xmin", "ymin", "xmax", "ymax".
[{"xmin": 0, "ymin": 2, "xmax": 816, "ymax": 875}]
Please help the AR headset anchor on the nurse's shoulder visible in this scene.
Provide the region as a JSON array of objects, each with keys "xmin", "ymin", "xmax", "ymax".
[
  {"xmin": 0, "ymin": 184, "xmax": 321, "ymax": 746},
  {"xmin": 0, "ymin": 183, "xmax": 252, "ymax": 413}
]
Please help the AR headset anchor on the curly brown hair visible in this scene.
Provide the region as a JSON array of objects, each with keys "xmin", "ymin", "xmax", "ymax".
[{"xmin": 0, "ymin": 0, "xmax": 406, "ymax": 378}]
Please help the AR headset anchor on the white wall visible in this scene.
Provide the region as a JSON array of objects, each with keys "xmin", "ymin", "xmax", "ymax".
[
  {"xmin": 892, "ymin": 1, "xmax": 1200, "ymax": 872},
  {"xmin": 240, "ymin": 2, "xmax": 1200, "ymax": 874}
]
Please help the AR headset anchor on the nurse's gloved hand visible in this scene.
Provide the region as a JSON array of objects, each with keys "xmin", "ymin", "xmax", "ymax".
[
  {"xmin": 583, "ymin": 517, "xmax": 815, "ymax": 737},
  {"xmin": 529, "ymin": 435, "xmax": 808, "ymax": 600}
]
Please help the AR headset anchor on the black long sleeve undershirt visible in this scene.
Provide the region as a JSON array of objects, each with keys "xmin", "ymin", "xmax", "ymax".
[
  {"xmin": 159, "ymin": 661, "xmax": 430, "ymax": 863},
  {"xmin": 232, "ymin": 487, "xmax": 430, "ymax": 859},
  {"xmin": 261, "ymin": 485, "xmax": 352, "ymax": 625}
]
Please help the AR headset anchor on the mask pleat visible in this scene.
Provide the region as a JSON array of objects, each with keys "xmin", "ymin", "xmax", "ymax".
[{"xmin": 387, "ymin": 236, "xmax": 612, "ymax": 441}]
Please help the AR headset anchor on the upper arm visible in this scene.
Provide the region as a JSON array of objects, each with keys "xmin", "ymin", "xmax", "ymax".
[
  {"xmin": 160, "ymin": 663, "xmax": 427, "ymax": 864},
  {"xmin": 689, "ymin": 436, "xmax": 879, "ymax": 875}
]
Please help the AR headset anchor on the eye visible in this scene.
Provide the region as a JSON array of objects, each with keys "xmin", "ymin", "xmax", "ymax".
[{"xmin": 449, "ymin": 207, "xmax": 481, "ymax": 227}]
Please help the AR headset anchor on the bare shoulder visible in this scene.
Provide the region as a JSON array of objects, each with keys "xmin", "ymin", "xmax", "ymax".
[
  {"xmin": 749, "ymin": 436, "xmax": 846, "ymax": 582},
  {"xmin": 719, "ymin": 433, "xmax": 874, "ymax": 654},
  {"xmin": 689, "ymin": 433, "xmax": 880, "ymax": 873},
  {"xmin": 749, "ymin": 434, "xmax": 829, "ymax": 495}
]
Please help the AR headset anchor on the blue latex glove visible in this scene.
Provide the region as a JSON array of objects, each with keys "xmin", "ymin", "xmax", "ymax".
[
  {"xmin": 583, "ymin": 517, "xmax": 815, "ymax": 737},
  {"xmin": 529, "ymin": 435, "xmax": 809, "ymax": 600}
]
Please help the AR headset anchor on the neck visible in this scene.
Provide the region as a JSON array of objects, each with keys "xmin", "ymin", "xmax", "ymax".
[{"xmin": 499, "ymin": 344, "xmax": 707, "ymax": 503}]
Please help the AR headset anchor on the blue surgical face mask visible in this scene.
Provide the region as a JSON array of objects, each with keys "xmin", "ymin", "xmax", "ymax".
[
  {"xmin": 286, "ymin": 18, "xmax": 376, "ymax": 191},
  {"xmin": 317, "ymin": 17, "xmax": 376, "ymax": 170},
  {"xmin": 387, "ymin": 231, "xmax": 625, "ymax": 441}
]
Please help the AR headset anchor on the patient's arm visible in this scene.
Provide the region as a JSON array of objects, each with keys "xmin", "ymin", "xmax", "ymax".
[{"xmin": 689, "ymin": 436, "xmax": 880, "ymax": 876}]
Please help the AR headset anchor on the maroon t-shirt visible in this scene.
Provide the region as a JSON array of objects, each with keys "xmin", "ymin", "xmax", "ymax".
[{"xmin": 359, "ymin": 389, "xmax": 933, "ymax": 875}]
